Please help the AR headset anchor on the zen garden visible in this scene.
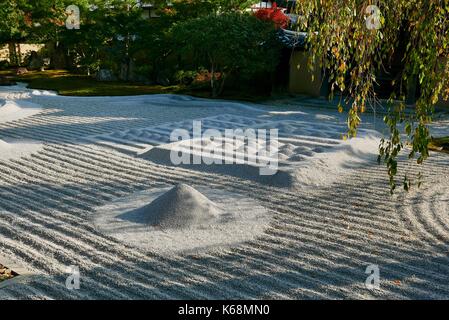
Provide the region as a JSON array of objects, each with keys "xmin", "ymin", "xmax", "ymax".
[{"xmin": 0, "ymin": 0, "xmax": 449, "ymax": 302}]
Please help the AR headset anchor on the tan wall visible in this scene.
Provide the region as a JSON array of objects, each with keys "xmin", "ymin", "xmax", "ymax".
[
  {"xmin": 0, "ymin": 46, "xmax": 8, "ymax": 61},
  {"xmin": 289, "ymin": 50, "xmax": 323, "ymax": 97},
  {"xmin": 0, "ymin": 44, "xmax": 44, "ymax": 62}
]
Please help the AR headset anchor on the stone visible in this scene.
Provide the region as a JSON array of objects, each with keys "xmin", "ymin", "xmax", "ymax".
[{"xmin": 15, "ymin": 67, "xmax": 28, "ymax": 75}]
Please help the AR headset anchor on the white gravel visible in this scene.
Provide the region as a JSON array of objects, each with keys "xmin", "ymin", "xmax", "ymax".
[
  {"xmin": 0, "ymin": 83, "xmax": 448, "ymax": 300},
  {"xmin": 93, "ymin": 184, "xmax": 271, "ymax": 255}
]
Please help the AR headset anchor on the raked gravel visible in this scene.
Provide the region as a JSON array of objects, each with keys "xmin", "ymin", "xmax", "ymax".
[{"xmin": 0, "ymin": 84, "xmax": 448, "ymax": 299}]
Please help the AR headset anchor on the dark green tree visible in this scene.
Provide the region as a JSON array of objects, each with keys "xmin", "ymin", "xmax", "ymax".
[
  {"xmin": 171, "ymin": 12, "xmax": 281, "ymax": 97},
  {"xmin": 0, "ymin": 0, "xmax": 31, "ymax": 65}
]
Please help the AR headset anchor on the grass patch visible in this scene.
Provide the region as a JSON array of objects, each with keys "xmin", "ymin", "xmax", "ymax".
[
  {"xmin": 7, "ymin": 70, "xmax": 184, "ymax": 96},
  {"xmin": 0, "ymin": 69, "xmax": 269, "ymax": 102},
  {"xmin": 429, "ymin": 136, "xmax": 449, "ymax": 154}
]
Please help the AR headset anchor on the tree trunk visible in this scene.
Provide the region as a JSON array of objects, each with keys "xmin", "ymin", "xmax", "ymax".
[
  {"xmin": 17, "ymin": 43, "xmax": 22, "ymax": 65},
  {"xmin": 50, "ymin": 42, "xmax": 68, "ymax": 69},
  {"xmin": 218, "ymin": 73, "xmax": 226, "ymax": 96},
  {"xmin": 211, "ymin": 63, "xmax": 217, "ymax": 98},
  {"xmin": 8, "ymin": 42, "xmax": 18, "ymax": 66}
]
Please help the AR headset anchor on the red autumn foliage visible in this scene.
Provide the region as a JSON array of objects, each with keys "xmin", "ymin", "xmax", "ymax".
[
  {"xmin": 254, "ymin": 2, "xmax": 289, "ymax": 29},
  {"xmin": 193, "ymin": 70, "xmax": 222, "ymax": 84}
]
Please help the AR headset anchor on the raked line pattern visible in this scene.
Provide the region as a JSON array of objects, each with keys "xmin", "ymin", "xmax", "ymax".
[{"xmin": 0, "ymin": 94, "xmax": 448, "ymax": 299}]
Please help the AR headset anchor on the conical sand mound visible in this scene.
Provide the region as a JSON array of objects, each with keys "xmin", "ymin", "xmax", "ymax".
[
  {"xmin": 0, "ymin": 138, "xmax": 43, "ymax": 161},
  {"xmin": 138, "ymin": 184, "xmax": 221, "ymax": 229},
  {"xmin": 94, "ymin": 185, "xmax": 271, "ymax": 253}
]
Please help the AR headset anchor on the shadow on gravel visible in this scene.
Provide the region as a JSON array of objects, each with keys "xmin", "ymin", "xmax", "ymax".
[{"xmin": 0, "ymin": 149, "xmax": 448, "ymax": 299}]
